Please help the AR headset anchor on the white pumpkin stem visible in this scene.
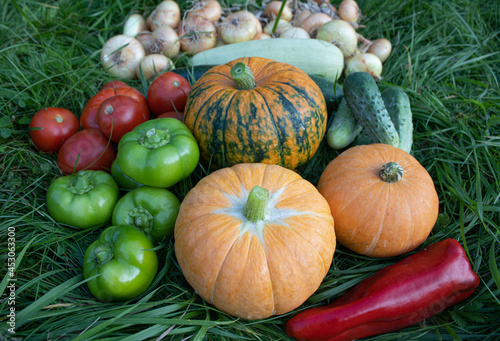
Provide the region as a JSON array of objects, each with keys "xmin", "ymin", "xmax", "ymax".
[
  {"xmin": 379, "ymin": 161, "xmax": 403, "ymax": 182},
  {"xmin": 244, "ymin": 186, "xmax": 269, "ymax": 222},
  {"xmin": 230, "ymin": 61, "xmax": 255, "ymax": 90}
]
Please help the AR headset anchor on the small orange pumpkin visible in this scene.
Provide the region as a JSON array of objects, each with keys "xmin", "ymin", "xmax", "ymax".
[
  {"xmin": 317, "ymin": 144, "xmax": 439, "ymax": 258},
  {"xmin": 174, "ymin": 163, "xmax": 336, "ymax": 319}
]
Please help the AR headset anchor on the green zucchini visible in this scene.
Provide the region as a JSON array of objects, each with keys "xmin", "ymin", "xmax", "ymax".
[
  {"xmin": 382, "ymin": 87, "xmax": 413, "ymax": 153},
  {"xmin": 191, "ymin": 38, "xmax": 344, "ymax": 83},
  {"xmin": 172, "ymin": 65, "xmax": 343, "ymax": 112},
  {"xmin": 343, "ymin": 72, "xmax": 399, "ymax": 148},
  {"xmin": 327, "ymin": 98, "xmax": 362, "ymax": 149}
]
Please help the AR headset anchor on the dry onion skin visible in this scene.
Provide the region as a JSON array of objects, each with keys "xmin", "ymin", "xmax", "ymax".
[
  {"xmin": 263, "ymin": 1, "xmax": 293, "ymax": 22},
  {"xmin": 149, "ymin": 25, "xmax": 181, "ymax": 58},
  {"xmin": 338, "ymin": 0, "xmax": 361, "ymax": 23},
  {"xmin": 344, "ymin": 52, "xmax": 383, "ymax": 79},
  {"xmin": 264, "ymin": 19, "xmax": 292, "ymax": 37},
  {"xmin": 123, "ymin": 14, "xmax": 148, "ymax": 37},
  {"xmin": 279, "ymin": 27, "xmax": 310, "ymax": 39},
  {"xmin": 185, "ymin": 0, "xmax": 222, "ymax": 23},
  {"xmin": 136, "ymin": 54, "xmax": 174, "ymax": 80},
  {"xmin": 147, "ymin": 0, "xmax": 181, "ymax": 31},
  {"xmin": 367, "ymin": 38, "xmax": 392, "ymax": 63},
  {"xmin": 101, "ymin": 35, "xmax": 146, "ymax": 79},
  {"xmin": 293, "ymin": 10, "xmax": 312, "ymax": 27},
  {"xmin": 316, "ymin": 19, "xmax": 358, "ymax": 57},
  {"xmin": 136, "ymin": 31, "xmax": 153, "ymax": 54},
  {"xmin": 300, "ymin": 12, "xmax": 332, "ymax": 38},
  {"xmin": 219, "ymin": 11, "xmax": 258, "ymax": 44},
  {"xmin": 178, "ymin": 15, "xmax": 217, "ymax": 55}
]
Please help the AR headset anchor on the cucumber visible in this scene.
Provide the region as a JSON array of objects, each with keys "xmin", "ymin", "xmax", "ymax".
[
  {"xmin": 343, "ymin": 72, "xmax": 399, "ymax": 148},
  {"xmin": 309, "ymin": 75, "xmax": 344, "ymax": 114},
  {"xmin": 382, "ymin": 87, "xmax": 413, "ymax": 153},
  {"xmin": 172, "ymin": 65, "xmax": 343, "ymax": 112},
  {"xmin": 191, "ymin": 38, "xmax": 344, "ymax": 83},
  {"xmin": 327, "ymin": 98, "xmax": 362, "ymax": 149},
  {"xmin": 353, "ymin": 130, "xmax": 373, "ymax": 146}
]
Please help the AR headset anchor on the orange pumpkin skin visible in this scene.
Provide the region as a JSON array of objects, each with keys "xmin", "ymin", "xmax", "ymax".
[
  {"xmin": 174, "ymin": 163, "xmax": 336, "ymax": 319},
  {"xmin": 183, "ymin": 57, "xmax": 328, "ymax": 170},
  {"xmin": 317, "ymin": 144, "xmax": 439, "ymax": 258}
]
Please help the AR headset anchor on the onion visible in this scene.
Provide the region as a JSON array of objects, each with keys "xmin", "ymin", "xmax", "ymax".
[
  {"xmin": 136, "ymin": 31, "xmax": 153, "ymax": 54},
  {"xmin": 344, "ymin": 52, "xmax": 383, "ymax": 79},
  {"xmin": 316, "ymin": 19, "xmax": 358, "ymax": 57},
  {"xmin": 101, "ymin": 35, "xmax": 145, "ymax": 79},
  {"xmin": 367, "ymin": 38, "xmax": 392, "ymax": 63},
  {"xmin": 264, "ymin": 1, "xmax": 293, "ymax": 22},
  {"xmin": 338, "ymin": 0, "xmax": 361, "ymax": 23},
  {"xmin": 279, "ymin": 27, "xmax": 310, "ymax": 39},
  {"xmin": 293, "ymin": 10, "xmax": 311, "ymax": 27},
  {"xmin": 186, "ymin": 0, "xmax": 222, "ymax": 23},
  {"xmin": 136, "ymin": 54, "xmax": 173, "ymax": 80},
  {"xmin": 147, "ymin": 0, "xmax": 181, "ymax": 31},
  {"xmin": 253, "ymin": 32, "xmax": 272, "ymax": 40},
  {"xmin": 178, "ymin": 15, "xmax": 217, "ymax": 54},
  {"xmin": 149, "ymin": 25, "xmax": 181, "ymax": 58},
  {"xmin": 264, "ymin": 19, "xmax": 292, "ymax": 37},
  {"xmin": 123, "ymin": 14, "xmax": 148, "ymax": 37},
  {"xmin": 300, "ymin": 12, "xmax": 332, "ymax": 38},
  {"xmin": 219, "ymin": 11, "xmax": 258, "ymax": 44}
]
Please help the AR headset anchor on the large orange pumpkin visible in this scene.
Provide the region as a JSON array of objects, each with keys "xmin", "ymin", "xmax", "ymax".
[
  {"xmin": 174, "ymin": 163, "xmax": 336, "ymax": 319},
  {"xmin": 317, "ymin": 144, "xmax": 439, "ymax": 258},
  {"xmin": 183, "ymin": 57, "xmax": 328, "ymax": 170}
]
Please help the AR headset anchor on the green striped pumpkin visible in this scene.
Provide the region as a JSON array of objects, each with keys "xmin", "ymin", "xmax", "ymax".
[{"xmin": 183, "ymin": 57, "xmax": 328, "ymax": 170}]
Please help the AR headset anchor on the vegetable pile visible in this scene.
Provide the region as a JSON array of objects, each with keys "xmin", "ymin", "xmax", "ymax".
[{"xmin": 21, "ymin": 0, "xmax": 486, "ymax": 339}]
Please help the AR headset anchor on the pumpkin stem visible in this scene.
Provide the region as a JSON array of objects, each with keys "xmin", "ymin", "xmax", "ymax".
[
  {"xmin": 230, "ymin": 61, "xmax": 255, "ymax": 90},
  {"xmin": 379, "ymin": 162, "xmax": 404, "ymax": 182},
  {"xmin": 244, "ymin": 186, "xmax": 269, "ymax": 222}
]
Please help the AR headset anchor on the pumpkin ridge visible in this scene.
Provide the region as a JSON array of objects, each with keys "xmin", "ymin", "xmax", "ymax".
[
  {"xmin": 252, "ymin": 88, "xmax": 286, "ymax": 166},
  {"xmin": 364, "ymin": 185, "xmax": 391, "ymax": 254},
  {"xmin": 399, "ymin": 186, "xmax": 415, "ymax": 254},
  {"xmin": 328, "ymin": 178, "xmax": 382, "ymax": 218},
  {"xmin": 188, "ymin": 86, "xmax": 231, "ymax": 130}
]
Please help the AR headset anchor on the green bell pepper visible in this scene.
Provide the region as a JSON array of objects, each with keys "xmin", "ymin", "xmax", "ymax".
[
  {"xmin": 110, "ymin": 159, "xmax": 143, "ymax": 190},
  {"xmin": 116, "ymin": 118, "xmax": 200, "ymax": 188},
  {"xmin": 83, "ymin": 225, "xmax": 158, "ymax": 302},
  {"xmin": 46, "ymin": 170, "xmax": 119, "ymax": 229},
  {"xmin": 112, "ymin": 186, "xmax": 181, "ymax": 242}
]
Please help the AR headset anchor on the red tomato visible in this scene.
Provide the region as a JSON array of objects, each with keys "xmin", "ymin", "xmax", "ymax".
[
  {"xmin": 100, "ymin": 80, "xmax": 130, "ymax": 91},
  {"xmin": 29, "ymin": 107, "xmax": 79, "ymax": 153},
  {"xmin": 156, "ymin": 111, "xmax": 183, "ymax": 121},
  {"xmin": 80, "ymin": 87, "xmax": 149, "ymax": 129},
  {"xmin": 97, "ymin": 95, "xmax": 150, "ymax": 143},
  {"xmin": 147, "ymin": 72, "xmax": 191, "ymax": 115},
  {"xmin": 57, "ymin": 128, "xmax": 116, "ymax": 174}
]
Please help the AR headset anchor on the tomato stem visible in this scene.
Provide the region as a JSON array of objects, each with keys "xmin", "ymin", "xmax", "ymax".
[
  {"xmin": 230, "ymin": 61, "xmax": 255, "ymax": 90},
  {"xmin": 244, "ymin": 186, "xmax": 269, "ymax": 222},
  {"xmin": 379, "ymin": 161, "xmax": 403, "ymax": 182},
  {"xmin": 95, "ymin": 243, "xmax": 114, "ymax": 265},
  {"xmin": 138, "ymin": 128, "xmax": 171, "ymax": 148},
  {"xmin": 66, "ymin": 171, "xmax": 94, "ymax": 195}
]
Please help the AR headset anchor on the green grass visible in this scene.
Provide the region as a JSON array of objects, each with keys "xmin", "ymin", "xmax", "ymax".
[{"xmin": 1, "ymin": 0, "xmax": 499, "ymax": 340}]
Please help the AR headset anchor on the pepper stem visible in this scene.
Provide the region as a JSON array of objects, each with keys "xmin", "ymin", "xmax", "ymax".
[
  {"xmin": 66, "ymin": 171, "xmax": 94, "ymax": 195},
  {"xmin": 138, "ymin": 128, "xmax": 171, "ymax": 149},
  {"xmin": 244, "ymin": 186, "xmax": 269, "ymax": 222},
  {"xmin": 230, "ymin": 61, "xmax": 255, "ymax": 90},
  {"xmin": 95, "ymin": 243, "xmax": 114, "ymax": 266},
  {"xmin": 379, "ymin": 162, "xmax": 404, "ymax": 182},
  {"xmin": 127, "ymin": 206, "xmax": 154, "ymax": 235}
]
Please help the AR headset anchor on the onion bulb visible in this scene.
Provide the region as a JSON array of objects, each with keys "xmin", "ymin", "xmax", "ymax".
[
  {"xmin": 219, "ymin": 11, "xmax": 258, "ymax": 44},
  {"xmin": 264, "ymin": 1, "xmax": 293, "ymax": 22},
  {"xmin": 123, "ymin": 14, "xmax": 148, "ymax": 37},
  {"xmin": 253, "ymin": 32, "xmax": 272, "ymax": 40},
  {"xmin": 300, "ymin": 12, "xmax": 332, "ymax": 38},
  {"xmin": 345, "ymin": 52, "xmax": 383, "ymax": 79},
  {"xmin": 178, "ymin": 15, "xmax": 217, "ymax": 54},
  {"xmin": 316, "ymin": 19, "xmax": 358, "ymax": 57},
  {"xmin": 136, "ymin": 54, "xmax": 173, "ymax": 80},
  {"xmin": 338, "ymin": 0, "xmax": 361, "ymax": 23},
  {"xmin": 367, "ymin": 38, "xmax": 392, "ymax": 63},
  {"xmin": 147, "ymin": 0, "xmax": 181, "ymax": 31},
  {"xmin": 136, "ymin": 31, "xmax": 153, "ymax": 54},
  {"xmin": 149, "ymin": 25, "xmax": 181, "ymax": 58},
  {"xmin": 186, "ymin": 0, "xmax": 222, "ymax": 23},
  {"xmin": 279, "ymin": 27, "xmax": 310, "ymax": 39},
  {"xmin": 101, "ymin": 35, "xmax": 145, "ymax": 79},
  {"xmin": 293, "ymin": 10, "xmax": 311, "ymax": 27},
  {"xmin": 264, "ymin": 19, "xmax": 292, "ymax": 37}
]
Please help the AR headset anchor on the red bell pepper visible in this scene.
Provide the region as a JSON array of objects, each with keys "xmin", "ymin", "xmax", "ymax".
[{"xmin": 285, "ymin": 238, "xmax": 480, "ymax": 341}]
